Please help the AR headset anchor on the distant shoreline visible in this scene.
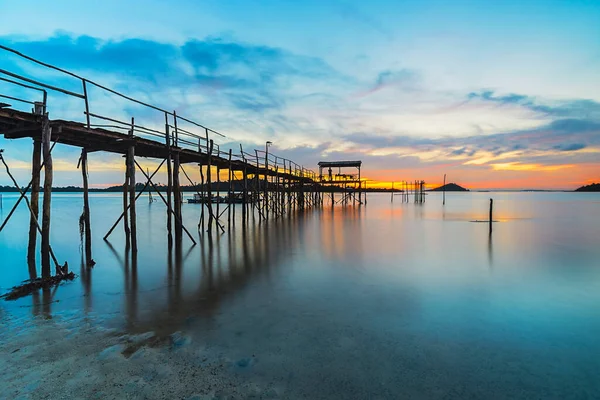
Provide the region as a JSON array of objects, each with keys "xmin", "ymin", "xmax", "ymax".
[
  {"xmin": 0, "ymin": 188, "xmax": 594, "ymax": 194},
  {"xmin": 1, "ymin": 182, "xmax": 598, "ymax": 194}
]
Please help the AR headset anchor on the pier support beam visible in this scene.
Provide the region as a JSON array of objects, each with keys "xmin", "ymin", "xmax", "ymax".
[
  {"xmin": 228, "ymin": 149, "xmax": 233, "ymax": 228},
  {"xmin": 165, "ymin": 115, "xmax": 173, "ymax": 248},
  {"xmin": 80, "ymin": 148, "xmax": 93, "ymax": 265},
  {"xmin": 27, "ymin": 138, "xmax": 41, "ymax": 277},
  {"xmin": 122, "ymin": 161, "xmax": 130, "ymax": 248},
  {"xmin": 173, "ymin": 151, "xmax": 182, "ymax": 243},
  {"xmin": 128, "ymin": 118, "xmax": 137, "ymax": 253},
  {"xmin": 41, "ymin": 114, "xmax": 53, "ymax": 278},
  {"xmin": 207, "ymin": 139, "xmax": 214, "ymax": 232}
]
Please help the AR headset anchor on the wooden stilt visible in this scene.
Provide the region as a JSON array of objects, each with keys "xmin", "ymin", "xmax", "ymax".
[
  {"xmin": 254, "ymin": 150, "xmax": 261, "ymax": 220},
  {"xmin": 264, "ymin": 151, "xmax": 269, "ymax": 221},
  {"xmin": 228, "ymin": 149, "xmax": 233, "ymax": 228},
  {"xmin": 147, "ymin": 168, "xmax": 153, "ymax": 203},
  {"xmin": 128, "ymin": 117, "xmax": 137, "ymax": 253},
  {"xmin": 207, "ymin": 138, "xmax": 214, "ymax": 232},
  {"xmin": 173, "ymin": 151, "xmax": 182, "ymax": 243},
  {"xmin": 216, "ymin": 163, "xmax": 220, "ymax": 226},
  {"xmin": 199, "ymin": 138, "xmax": 205, "ymax": 232},
  {"xmin": 199, "ymin": 165, "xmax": 205, "ymax": 231},
  {"xmin": 122, "ymin": 158, "xmax": 130, "ymax": 248},
  {"xmin": 240, "ymin": 145, "xmax": 248, "ymax": 224},
  {"xmin": 80, "ymin": 148, "xmax": 93, "ymax": 265},
  {"xmin": 40, "ymin": 114, "xmax": 53, "ymax": 278},
  {"xmin": 27, "ymin": 138, "xmax": 41, "ymax": 277},
  {"xmin": 165, "ymin": 113, "xmax": 173, "ymax": 248}
]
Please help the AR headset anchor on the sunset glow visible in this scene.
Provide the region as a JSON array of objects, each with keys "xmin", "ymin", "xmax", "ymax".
[{"xmin": 0, "ymin": 1, "xmax": 598, "ymax": 190}]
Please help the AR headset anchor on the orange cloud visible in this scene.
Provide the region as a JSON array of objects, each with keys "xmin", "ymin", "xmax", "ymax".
[{"xmin": 489, "ymin": 162, "xmax": 574, "ymax": 172}]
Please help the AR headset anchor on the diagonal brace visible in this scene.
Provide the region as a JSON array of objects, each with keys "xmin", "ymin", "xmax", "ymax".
[
  {"xmin": 135, "ymin": 160, "xmax": 197, "ymax": 245},
  {"xmin": 103, "ymin": 158, "xmax": 165, "ymax": 240}
]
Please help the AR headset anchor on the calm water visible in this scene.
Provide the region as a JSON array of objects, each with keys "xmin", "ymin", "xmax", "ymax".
[{"xmin": 1, "ymin": 191, "xmax": 600, "ymax": 399}]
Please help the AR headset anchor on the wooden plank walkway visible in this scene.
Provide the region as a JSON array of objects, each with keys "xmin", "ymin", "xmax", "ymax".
[{"xmin": 0, "ymin": 108, "xmax": 312, "ymax": 181}]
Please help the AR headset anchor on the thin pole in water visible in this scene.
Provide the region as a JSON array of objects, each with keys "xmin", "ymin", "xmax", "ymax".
[
  {"xmin": 489, "ymin": 198, "xmax": 493, "ymax": 235},
  {"xmin": 443, "ymin": 173, "xmax": 446, "ymax": 206}
]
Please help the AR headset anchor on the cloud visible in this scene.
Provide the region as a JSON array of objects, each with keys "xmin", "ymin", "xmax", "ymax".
[
  {"xmin": 553, "ymin": 143, "xmax": 586, "ymax": 151},
  {"xmin": 356, "ymin": 69, "xmax": 418, "ymax": 97},
  {"xmin": 490, "ymin": 162, "xmax": 574, "ymax": 172},
  {"xmin": 466, "ymin": 90, "xmax": 600, "ymax": 119},
  {"xmin": 0, "ymin": 33, "xmax": 342, "ymax": 117},
  {"xmin": 342, "ymin": 117, "xmax": 600, "ymax": 169}
]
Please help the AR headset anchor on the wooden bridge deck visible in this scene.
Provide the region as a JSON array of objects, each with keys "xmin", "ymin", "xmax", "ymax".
[{"xmin": 0, "ymin": 108, "xmax": 312, "ymax": 182}]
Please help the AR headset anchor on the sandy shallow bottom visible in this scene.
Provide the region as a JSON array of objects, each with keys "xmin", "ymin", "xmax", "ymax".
[{"xmin": 0, "ymin": 311, "xmax": 282, "ymax": 400}]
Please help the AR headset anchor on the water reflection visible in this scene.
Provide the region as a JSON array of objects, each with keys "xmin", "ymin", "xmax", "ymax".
[
  {"xmin": 488, "ymin": 230, "xmax": 493, "ymax": 268},
  {"xmin": 4, "ymin": 193, "xmax": 600, "ymax": 398},
  {"xmin": 77, "ymin": 213, "xmax": 310, "ymax": 337}
]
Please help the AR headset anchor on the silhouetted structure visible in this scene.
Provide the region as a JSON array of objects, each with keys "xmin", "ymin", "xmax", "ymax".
[{"xmin": 318, "ymin": 161, "xmax": 363, "ymax": 206}]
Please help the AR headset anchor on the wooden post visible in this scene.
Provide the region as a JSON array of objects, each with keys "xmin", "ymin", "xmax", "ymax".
[
  {"xmin": 173, "ymin": 111, "xmax": 182, "ymax": 242},
  {"xmin": 242, "ymin": 168, "xmax": 248, "ymax": 223},
  {"xmin": 443, "ymin": 174, "xmax": 446, "ymax": 205},
  {"xmin": 173, "ymin": 151, "xmax": 182, "ymax": 242},
  {"xmin": 147, "ymin": 168, "xmax": 153, "ymax": 203},
  {"xmin": 122, "ymin": 159, "xmax": 130, "ymax": 248},
  {"xmin": 27, "ymin": 138, "xmax": 41, "ymax": 277},
  {"xmin": 391, "ymin": 182, "xmax": 394, "ymax": 203},
  {"xmin": 281, "ymin": 161, "xmax": 286, "ymax": 214},
  {"xmin": 228, "ymin": 149, "xmax": 233, "ymax": 228},
  {"xmin": 128, "ymin": 117, "xmax": 137, "ymax": 253},
  {"xmin": 254, "ymin": 150, "xmax": 261, "ymax": 219},
  {"xmin": 239, "ymin": 144, "xmax": 248, "ymax": 224},
  {"xmin": 264, "ymin": 157, "xmax": 269, "ymax": 221},
  {"xmin": 288, "ymin": 164, "xmax": 292, "ymax": 213},
  {"xmin": 165, "ymin": 114, "xmax": 173, "ymax": 247},
  {"xmin": 40, "ymin": 114, "xmax": 52, "ymax": 278},
  {"xmin": 216, "ymin": 163, "xmax": 220, "ymax": 225},
  {"xmin": 207, "ymin": 139, "xmax": 214, "ymax": 232},
  {"xmin": 199, "ymin": 139, "xmax": 205, "ymax": 232},
  {"xmin": 489, "ymin": 198, "xmax": 493, "ymax": 235},
  {"xmin": 81, "ymin": 148, "xmax": 92, "ymax": 265}
]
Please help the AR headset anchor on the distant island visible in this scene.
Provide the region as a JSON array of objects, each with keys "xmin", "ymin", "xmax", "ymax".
[
  {"xmin": 429, "ymin": 183, "xmax": 469, "ymax": 192},
  {"xmin": 575, "ymin": 183, "xmax": 600, "ymax": 192}
]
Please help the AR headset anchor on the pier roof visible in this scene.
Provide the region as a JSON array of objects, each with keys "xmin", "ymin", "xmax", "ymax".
[{"xmin": 317, "ymin": 161, "xmax": 362, "ymax": 168}]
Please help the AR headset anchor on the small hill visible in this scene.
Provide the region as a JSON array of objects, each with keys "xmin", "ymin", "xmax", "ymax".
[
  {"xmin": 429, "ymin": 183, "xmax": 469, "ymax": 192},
  {"xmin": 575, "ymin": 183, "xmax": 600, "ymax": 192}
]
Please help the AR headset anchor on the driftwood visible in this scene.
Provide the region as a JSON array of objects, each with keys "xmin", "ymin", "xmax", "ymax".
[{"xmin": 1, "ymin": 272, "xmax": 75, "ymax": 301}]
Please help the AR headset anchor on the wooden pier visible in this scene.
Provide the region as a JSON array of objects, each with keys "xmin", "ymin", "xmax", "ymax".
[{"xmin": 0, "ymin": 44, "xmax": 328, "ymax": 283}]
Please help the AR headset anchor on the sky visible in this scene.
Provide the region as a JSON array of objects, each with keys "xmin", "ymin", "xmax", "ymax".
[{"xmin": 0, "ymin": 0, "xmax": 599, "ymax": 189}]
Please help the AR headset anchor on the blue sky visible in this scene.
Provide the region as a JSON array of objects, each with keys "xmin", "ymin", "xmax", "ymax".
[{"xmin": 0, "ymin": 0, "xmax": 599, "ymax": 188}]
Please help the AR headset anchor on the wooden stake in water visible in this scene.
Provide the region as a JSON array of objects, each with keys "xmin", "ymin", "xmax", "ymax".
[
  {"xmin": 443, "ymin": 173, "xmax": 446, "ymax": 206},
  {"xmin": 489, "ymin": 198, "xmax": 493, "ymax": 235}
]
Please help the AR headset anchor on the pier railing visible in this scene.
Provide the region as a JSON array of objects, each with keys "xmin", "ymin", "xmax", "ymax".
[{"xmin": 0, "ymin": 44, "xmax": 316, "ymax": 178}]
